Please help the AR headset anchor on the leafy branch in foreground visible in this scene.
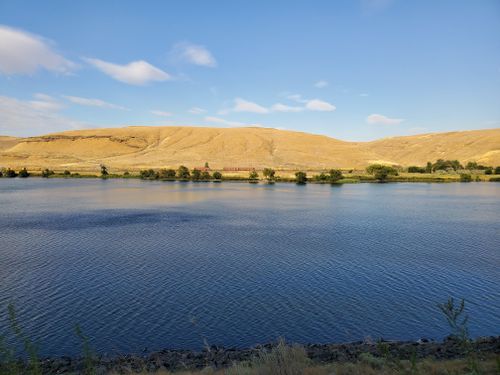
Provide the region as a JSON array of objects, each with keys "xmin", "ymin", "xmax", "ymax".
[{"xmin": 75, "ymin": 324, "xmax": 96, "ymax": 375}]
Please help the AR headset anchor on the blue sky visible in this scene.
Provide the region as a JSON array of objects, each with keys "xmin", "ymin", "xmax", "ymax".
[{"xmin": 0, "ymin": 0, "xmax": 499, "ymax": 140}]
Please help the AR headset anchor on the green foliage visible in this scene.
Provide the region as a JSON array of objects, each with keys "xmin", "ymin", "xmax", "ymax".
[
  {"xmin": 438, "ymin": 298, "xmax": 469, "ymax": 341},
  {"xmin": 177, "ymin": 165, "xmax": 190, "ymax": 179},
  {"xmin": 313, "ymin": 172, "xmax": 328, "ymax": 182},
  {"xmin": 18, "ymin": 168, "xmax": 29, "ymax": 178},
  {"xmin": 408, "ymin": 166, "xmax": 426, "ymax": 173},
  {"xmin": 495, "ymin": 166, "xmax": 500, "ymax": 174},
  {"xmin": 74, "ymin": 325, "xmax": 95, "ymax": 375},
  {"xmin": 489, "ymin": 177, "xmax": 500, "ymax": 182},
  {"xmin": 158, "ymin": 169, "xmax": 175, "ymax": 179},
  {"xmin": 295, "ymin": 171, "xmax": 307, "ymax": 184},
  {"xmin": 63, "ymin": 170, "xmax": 71, "ymax": 176},
  {"xmin": 252, "ymin": 338, "xmax": 309, "ymax": 375},
  {"xmin": 140, "ymin": 169, "xmax": 159, "ymax": 180},
  {"xmin": 201, "ymin": 171, "xmax": 211, "ymax": 180},
  {"xmin": 3, "ymin": 169, "xmax": 18, "ymax": 178},
  {"xmin": 459, "ymin": 173, "xmax": 472, "ymax": 182},
  {"xmin": 484, "ymin": 167, "xmax": 493, "ymax": 175},
  {"xmin": 465, "ymin": 161, "xmax": 478, "ymax": 170},
  {"xmin": 212, "ymin": 171, "xmax": 222, "ymax": 180},
  {"xmin": 204, "ymin": 162, "xmax": 210, "ymax": 168},
  {"xmin": 426, "ymin": 161, "xmax": 432, "ymax": 173},
  {"xmin": 41, "ymin": 169, "xmax": 54, "ymax": 178},
  {"xmin": 123, "ymin": 171, "xmax": 130, "ymax": 177},
  {"xmin": 329, "ymin": 169, "xmax": 343, "ymax": 182},
  {"xmin": 191, "ymin": 169, "xmax": 202, "ymax": 180},
  {"xmin": 249, "ymin": 170, "xmax": 259, "ymax": 180},
  {"xmin": 366, "ymin": 164, "xmax": 398, "ymax": 181},
  {"xmin": 263, "ymin": 168, "xmax": 275, "ymax": 181},
  {"xmin": 432, "ymin": 159, "xmax": 463, "ymax": 172},
  {"xmin": 7, "ymin": 304, "xmax": 40, "ymax": 375},
  {"xmin": 100, "ymin": 164, "xmax": 108, "ymax": 178}
]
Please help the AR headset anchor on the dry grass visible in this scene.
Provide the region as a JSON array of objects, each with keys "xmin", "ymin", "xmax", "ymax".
[{"xmin": 1, "ymin": 126, "xmax": 499, "ymax": 171}]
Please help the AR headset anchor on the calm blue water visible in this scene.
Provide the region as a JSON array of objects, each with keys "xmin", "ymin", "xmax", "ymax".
[{"xmin": 0, "ymin": 179, "xmax": 499, "ymax": 357}]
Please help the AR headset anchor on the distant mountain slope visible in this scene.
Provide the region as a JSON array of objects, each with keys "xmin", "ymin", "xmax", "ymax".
[{"xmin": 0, "ymin": 126, "xmax": 499, "ymax": 171}]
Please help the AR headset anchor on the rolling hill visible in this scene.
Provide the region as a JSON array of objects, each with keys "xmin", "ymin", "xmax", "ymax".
[{"xmin": 1, "ymin": 126, "xmax": 499, "ymax": 171}]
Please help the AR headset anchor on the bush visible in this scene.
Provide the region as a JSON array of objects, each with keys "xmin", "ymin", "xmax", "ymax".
[
  {"xmin": 253, "ymin": 339, "xmax": 309, "ymax": 375},
  {"xmin": 295, "ymin": 171, "xmax": 307, "ymax": 184},
  {"xmin": 329, "ymin": 169, "xmax": 343, "ymax": 182},
  {"xmin": 191, "ymin": 169, "xmax": 202, "ymax": 180},
  {"xmin": 408, "ymin": 166, "xmax": 426, "ymax": 173},
  {"xmin": 432, "ymin": 159, "xmax": 463, "ymax": 172},
  {"xmin": 4, "ymin": 168, "xmax": 18, "ymax": 178},
  {"xmin": 41, "ymin": 169, "xmax": 54, "ymax": 178},
  {"xmin": 366, "ymin": 164, "xmax": 398, "ymax": 181},
  {"xmin": 484, "ymin": 167, "xmax": 493, "ymax": 175},
  {"xmin": 201, "ymin": 171, "xmax": 211, "ymax": 180},
  {"xmin": 177, "ymin": 165, "xmax": 190, "ymax": 179},
  {"xmin": 495, "ymin": 166, "xmax": 500, "ymax": 174},
  {"xmin": 212, "ymin": 171, "xmax": 222, "ymax": 180},
  {"xmin": 140, "ymin": 169, "xmax": 159, "ymax": 180},
  {"xmin": 123, "ymin": 171, "xmax": 130, "ymax": 177},
  {"xmin": 249, "ymin": 170, "xmax": 259, "ymax": 180},
  {"xmin": 100, "ymin": 164, "xmax": 108, "ymax": 178},
  {"xmin": 263, "ymin": 168, "xmax": 275, "ymax": 181},
  {"xmin": 63, "ymin": 170, "xmax": 71, "ymax": 176},
  {"xmin": 460, "ymin": 173, "xmax": 472, "ymax": 182},
  {"xmin": 158, "ymin": 169, "xmax": 175, "ymax": 179},
  {"xmin": 489, "ymin": 177, "xmax": 500, "ymax": 182},
  {"xmin": 18, "ymin": 168, "xmax": 30, "ymax": 178}
]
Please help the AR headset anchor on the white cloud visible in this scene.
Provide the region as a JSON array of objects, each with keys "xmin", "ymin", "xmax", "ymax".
[
  {"xmin": 84, "ymin": 58, "xmax": 171, "ymax": 85},
  {"xmin": 151, "ymin": 110, "xmax": 172, "ymax": 117},
  {"xmin": 0, "ymin": 25, "xmax": 76, "ymax": 75},
  {"xmin": 204, "ymin": 116, "xmax": 262, "ymax": 128},
  {"xmin": 0, "ymin": 95, "xmax": 84, "ymax": 136},
  {"xmin": 366, "ymin": 113, "xmax": 404, "ymax": 125},
  {"xmin": 171, "ymin": 42, "xmax": 217, "ymax": 67},
  {"xmin": 188, "ymin": 107, "xmax": 207, "ymax": 114},
  {"xmin": 314, "ymin": 80, "xmax": 328, "ymax": 88},
  {"xmin": 305, "ymin": 99, "xmax": 336, "ymax": 112},
  {"xmin": 233, "ymin": 98, "xmax": 269, "ymax": 114},
  {"xmin": 271, "ymin": 103, "xmax": 304, "ymax": 112},
  {"xmin": 63, "ymin": 95, "xmax": 128, "ymax": 110}
]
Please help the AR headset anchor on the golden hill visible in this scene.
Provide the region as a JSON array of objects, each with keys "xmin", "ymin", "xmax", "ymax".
[{"xmin": 0, "ymin": 126, "xmax": 499, "ymax": 171}]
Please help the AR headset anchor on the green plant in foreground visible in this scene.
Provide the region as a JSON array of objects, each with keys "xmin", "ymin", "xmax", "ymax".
[
  {"xmin": 74, "ymin": 324, "xmax": 96, "ymax": 375},
  {"xmin": 7, "ymin": 304, "xmax": 40, "ymax": 375}
]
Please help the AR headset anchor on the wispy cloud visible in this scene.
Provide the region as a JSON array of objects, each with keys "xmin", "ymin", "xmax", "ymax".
[
  {"xmin": 151, "ymin": 110, "xmax": 172, "ymax": 117},
  {"xmin": 84, "ymin": 58, "xmax": 171, "ymax": 85},
  {"xmin": 221, "ymin": 98, "xmax": 269, "ymax": 114},
  {"xmin": 366, "ymin": 113, "xmax": 404, "ymax": 125},
  {"xmin": 314, "ymin": 80, "xmax": 328, "ymax": 88},
  {"xmin": 204, "ymin": 116, "xmax": 262, "ymax": 127},
  {"xmin": 171, "ymin": 42, "xmax": 217, "ymax": 67},
  {"xmin": 0, "ymin": 94, "xmax": 84, "ymax": 136},
  {"xmin": 271, "ymin": 103, "xmax": 304, "ymax": 112},
  {"xmin": 0, "ymin": 25, "xmax": 76, "ymax": 75},
  {"xmin": 305, "ymin": 99, "xmax": 336, "ymax": 112},
  {"xmin": 63, "ymin": 95, "xmax": 128, "ymax": 110},
  {"xmin": 188, "ymin": 107, "xmax": 207, "ymax": 114}
]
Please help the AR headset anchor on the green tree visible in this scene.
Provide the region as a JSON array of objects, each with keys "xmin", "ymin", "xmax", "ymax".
[
  {"xmin": 460, "ymin": 173, "xmax": 472, "ymax": 182},
  {"xmin": 177, "ymin": 165, "xmax": 190, "ymax": 179},
  {"xmin": 295, "ymin": 171, "xmax": 307, "ymax": 184},
  {"xmin": 18, "ymin": 168, "xmax": 30, "ymax": 178},
  {"xmin": 329, "ymin": 169, "xmax": 343, "ymax": 182},
  {"xmin": 494, "ymin": 166, "xmax": 500, "ymax": 174},
  {"xmin": 249, "ymin": 170, "xmax": 259, "ymax": 180},
  {"xmin": 484, "ymin": 167, "xmax": 493, "ymax": 175},
  {"xmin": 212, "ymin": 171, "xmax": 222, "ymax": 180},
  {"xmin": 204, "ymin": 162, "xmax": 210, "ymax": 169},
  {"xmin": 465, "ymin": 161, "xmax": 478, "ymax": 170},
  {"xmin": 140, "ymin": 169, "xmax": 159, "ymax": 180},
  {"xmin": 426, "ymin": 161, "xmax": 432, "ymax": 173},
  {"xmin": 63, "ymin": 170, "xmax": 71, "ymax": 176},
  {"xmin": 366, "ymin": 164, "xmax": 398, "ymax": 182},
  {"xmin": 313, "ymin": 173, "xmax": 328, "ymax": 182},
  {"xmin": 408, "ymin": 166, "xmax": 425, "ymax": 173},
  {"xmin": 191, "ymin": 169, "xmax": 202, "ymax": 180},
  {"xmin": 201, "ymin": 171, "xmax": 211, "ymax": 180},
  {"xmin": 41, "ymin": 169, "xmax": 54, "ymax": 178},
  {"xmin": 100, "ymin": 164, "xmax": 109, "ymax": 178},
  {"xmin": 158, "ymin": 168, "xmax": 176, "ymax": 179},
  {"xmin": 263, "ymin": 168, "xmax": 275, "ymax": 181},
  {"xmin": 5, "ymin": 168, "xmax": 18, "ymax": 178}
]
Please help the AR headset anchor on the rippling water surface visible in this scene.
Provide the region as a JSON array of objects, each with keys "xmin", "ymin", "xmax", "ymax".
[{"xmin": 0, "ymin": 179, "xmax": 499, "ymax": 356}]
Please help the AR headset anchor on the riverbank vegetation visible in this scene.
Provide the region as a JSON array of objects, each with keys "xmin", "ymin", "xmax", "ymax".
[
  {"xmin": 1, "ymin": 159, "xmax": 500, "ymax": 184},
  {"xmin": 1, "ymin": 299, "xmax": 499, "ymax": 374}
]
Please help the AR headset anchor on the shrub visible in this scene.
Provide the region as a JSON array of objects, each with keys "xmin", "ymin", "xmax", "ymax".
[
  {"xmin": 329, "ymin": 169, "xmax": 343, "ymax": 182},
  {"xmin": 201, "ymin": 171, "xmax": 211, "ymax": 180},
  {"xmin": 41, "ymin": 169, "xmax": 54, "ymax": 178},
  {"xmin": 249, "ymin": 170, "xmax": 259, "ymax": 180},
  {"xmin": 63, "ymin": 170, "xmax": 71, "ymax": 176},
  {"xmin": 191, "ymin": 169, "xmax": 202, "ymax": 180},
  {"xmin": 254, "ymin": 339, "xmax": 309, "ymax": 375},
  {"xmin": 460, "ymin": 173, "xmax": 472, "ymax": 182},
  {"xmin": 484, "ymin": 167, "xmax": 493, "ymax": 175},
  {"xmin": 18, "ymin": 168, "xmax": 30, "ymax": 178},
  {"xmin": 263, "ymin": 168, "xmax": 275, "ymax": 181},
  {"xmin": 140, "ymin": 169, "xmax": 159, "ymax": 180},
  {"xmin": 432, "ymin": 159, "xmax": 463, "ymax": 172},
  {"xmin": 408, "ymin": 166, "xmax": 426, "ymax": 173},
  {"xmin": 295, "ymin": 171, "xmax": 307, "ymax": 184},
  {"xmin": 177, "ymin": 165, "xmax": 190, "ymax": 179},
  {"xmin": 366, "ymin": 164, "xmax": 398, "ymax": 181},
  {"xmin": 159, "ymin": 169, "xmax": 175, "ymax": 179},
  {"xmin": 100, "ymin": 164, "xmax": 108, "ymax": 178},
  {"xmin": 212, "ymin": 171, "xmax": 222, "ymax": 180},
  {"xmin": 4, "ymin": 168, "xmax": 18, "ymax": 178},
  {"xmin": 495, "ymin": 166, "xmax": 500, "ymax": 174},
  {"xmin": 123, "ymin": 171, "xmax": 130, "ymax": 177},
  {"xmin": 489, "ymin": 177, "xmax": 500, "ymax": 182}
]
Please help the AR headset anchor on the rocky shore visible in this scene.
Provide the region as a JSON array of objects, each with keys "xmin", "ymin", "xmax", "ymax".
[{"xmin": 36, "ymin": 336, "xmax": 500, "ymax": 374}]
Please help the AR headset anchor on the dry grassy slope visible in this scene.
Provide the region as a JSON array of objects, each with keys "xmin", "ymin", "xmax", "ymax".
[{"xmin": 0, "ymin": 126, "xmax": 499, "ymax": 171}]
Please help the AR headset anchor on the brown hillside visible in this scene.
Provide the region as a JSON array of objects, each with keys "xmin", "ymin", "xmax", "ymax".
[{"xmin": 0, "ymin": 126, "xmax": 499, "ymax": 171}]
